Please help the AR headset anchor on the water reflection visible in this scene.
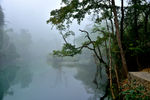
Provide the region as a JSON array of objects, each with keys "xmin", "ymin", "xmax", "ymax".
[
  {"xmin": 1, "ymin": 47, "xmax": 107, "ymax": 100},
  {"xmin": 47, "ymin": 50, "xmax": 108, "ymax": 100},
  {"xmin": 0, "ymin": 28, "xmax": 107, "ymax": 100},
  {"xmin": 0, "ymin": 36, "xmax": 33, "ymax": 100},
  {"xmin": 0, "ymin": 12, "xmax": 33, "ymax": 99},
  {"xmin": 0, "ymin": 1, "xmax": 109, "ymax": 99}
]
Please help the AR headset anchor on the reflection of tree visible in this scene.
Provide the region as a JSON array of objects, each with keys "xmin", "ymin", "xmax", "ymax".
[
  {"xmin": 0, "ymin": 65, "xmax": 19, "ymax": 100},
  {"xmin": 0, "ymin": 5, "xmax": 19, "ymax": 99},
  {"xmin": 87, "ymin": 89, "xmax": 101, "ymax": 100},
  {"xmin": 47, "ymin": 55, "xmax": 63, "ymax": 68},
  {"xmin": 13, "ymin": 66, "xmax": 33, "ymax": 88},
  {"xmin": 54, "ymin": 66, "xmax": 68, "ymax": 87},
  {"xmin": 47, "ymin": 55, "xmax": 68, "ymax": 87},
  {"xmin": 0, "ymin": 62, "xmax": 33, "ymax": 100},
  {"xmin": 47, "ymin": 50, "xmax": 108, "ymax": 99},
  {"xmin": 0, "ymin": 6, "xmax": 33, "ymax": 99},
  {"xmin": 74, "ymin": 55, "xmax": 108, "ymax": 99}
]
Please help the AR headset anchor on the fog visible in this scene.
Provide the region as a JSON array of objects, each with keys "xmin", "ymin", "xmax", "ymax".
[
  {"xmin": 1, "ymin": 0, "xmax": 90, "ymax": 41},
  {"xmin": 0, "ymin": 0, "xmax": 108, "ymax": 100},
  {"xmin": 1, "ymin": 0, "xmax": 59, "ymax": 43}
]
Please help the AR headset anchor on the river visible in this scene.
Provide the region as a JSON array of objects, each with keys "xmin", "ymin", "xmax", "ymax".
[{"xmin": 1, "ymin": 46, "xmax": 108, "ymax": 100}]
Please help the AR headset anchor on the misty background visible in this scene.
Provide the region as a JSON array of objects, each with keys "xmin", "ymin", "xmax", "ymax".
[{"xmin": 0, "ymin": 0, "xmax": 108, "ymax": 100}]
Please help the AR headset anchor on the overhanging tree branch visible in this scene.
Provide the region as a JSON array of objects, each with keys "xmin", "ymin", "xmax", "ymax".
[{"xmin": 79, "ymin": 29, "xmax": 108, "ymax": 67}]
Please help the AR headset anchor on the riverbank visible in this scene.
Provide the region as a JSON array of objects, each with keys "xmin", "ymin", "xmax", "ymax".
[{"xmin": 119, "ymin": 69, "xmax": 150, "ymax": 99}]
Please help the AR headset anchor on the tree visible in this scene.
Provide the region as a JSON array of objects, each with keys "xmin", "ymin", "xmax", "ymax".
[
  {"xmin": 47, "ymin": 0, "xmax": 124, "ymax": 99},
  {"xmin": 111, "ymin": 0, "xmax": 128, "ymax": 78},
  {"xmin": 47, "ymin": 0, "xmax": 150, "ymax": 99},
  {"xmin": 123, "ymin": 0, "xmax": 150, "ymax": 71}
]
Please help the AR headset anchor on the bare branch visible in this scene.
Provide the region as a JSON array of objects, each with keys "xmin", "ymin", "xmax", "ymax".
[{"xmin": 79, "ymin": 29, "xmax": 108, "ymax": 67}]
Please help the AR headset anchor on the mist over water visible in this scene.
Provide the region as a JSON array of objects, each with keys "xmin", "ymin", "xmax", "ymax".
[{"xmin": 0, "ymin": 0, "xmax": 107, "ymax": 100}]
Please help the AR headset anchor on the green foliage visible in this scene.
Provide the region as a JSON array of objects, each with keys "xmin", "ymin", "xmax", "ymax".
[
  {"xmin": 91, "ymin": 24, "xmax": 110, "ymax": 47},
  {"xmin": 120, "ymin": 81, "xmax": 150, "ymax": 100},
  {"xmin": 47, "ymin": 0, "xmax": 111, "ymax": 27},
  {"xmin": 128, "ymin": 40, "xmax": 144, "ymax": 56},
  {"xmin": 63, "ymin": 30, "xmax": 75, "ymax": 38},
  {"xmin": 53, "ymin": 43, "xmax": 81, "ymax": 57},
  {"xmin": 48, "ymin": 0, "xmax": 150, "ymax": 98}
]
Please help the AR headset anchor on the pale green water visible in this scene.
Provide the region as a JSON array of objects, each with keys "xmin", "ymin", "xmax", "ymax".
[
  {"xmin": 0, "ymin": 0, "xmax": 108, "ymax": 99},
  {"xmin": 1, "ymin": 53, "xmax": 106, "ymax": 100}
]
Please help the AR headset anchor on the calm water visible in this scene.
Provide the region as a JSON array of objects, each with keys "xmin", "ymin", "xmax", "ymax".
[
  {"xmin": 0, "ymin": 0, "xmax": 108, "ymax": 99},
  {"xmin": 2, "ymin": 53, "xmax": 107, "ymax": 100}
]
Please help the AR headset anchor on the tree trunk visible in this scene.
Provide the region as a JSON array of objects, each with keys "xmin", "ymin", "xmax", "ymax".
[
  {"xmin": 114, "ymin": 64, "xmax": 120, "ymax": 90},
  {"xmin": 108, "ymin": 29, "xmax": 115, "ymax": 99},
  {"xmin": 111, "ymin": 0, "xmax": 128, "ymax": 78},
  {"xmin": 120, "ymin": 0, "xmax": 124, "ymax": 41},
  {"xmin": 105, "ymin": 19, "xmax": 109, "ymax": 64}
]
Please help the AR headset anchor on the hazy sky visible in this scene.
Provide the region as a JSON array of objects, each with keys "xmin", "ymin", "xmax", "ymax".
[
  {"xmin": 1, "ymin": 0, "xmax": 92, "ymax": 45},
  {"xmin": 1, "ymin": 0, "xmax": 122, "ymax": 42},
  {"xmin": 1, "ymin": 0, "xmax": 62, "ymax": 41}
]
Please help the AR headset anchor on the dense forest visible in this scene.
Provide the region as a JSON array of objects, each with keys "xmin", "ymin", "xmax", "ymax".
[{"xmin": 47, "ymin": 0, "xmax": 150, "ymax": 99}]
